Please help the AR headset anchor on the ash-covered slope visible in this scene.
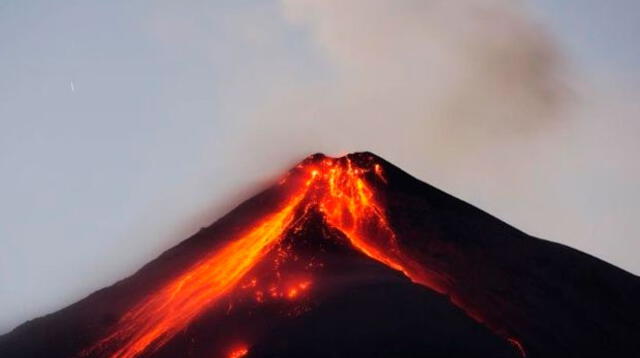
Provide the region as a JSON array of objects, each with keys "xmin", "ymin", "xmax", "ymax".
[{"xmin": 1, "ymin": 152, "xmax": 638, "ymax": 358}]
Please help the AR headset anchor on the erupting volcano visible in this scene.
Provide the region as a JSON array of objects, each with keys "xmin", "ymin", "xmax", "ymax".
[{"xmin": 1, "ymin": 152, "xmax": 639, "ymax": 358}]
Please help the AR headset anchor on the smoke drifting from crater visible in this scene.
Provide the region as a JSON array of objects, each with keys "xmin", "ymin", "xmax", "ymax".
[{"xmin": 238, "ymin": 0, "xmax": 564, "ymax": 162}]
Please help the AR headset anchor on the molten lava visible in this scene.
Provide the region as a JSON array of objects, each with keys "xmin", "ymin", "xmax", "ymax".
[
  {"xmin": 306, "ymin": 158, "xmax": 445, "ymax": 293},
  {"xmin": 82, "ymin": 154, "xmax": 524, "ymax": 358},
  {"xmin": 227, "ymin": 345, "xmax": 249, "ymax": 358},
  {"xmin": 82, "ymin": 193, "xmax": 306, "ymax": 358}
]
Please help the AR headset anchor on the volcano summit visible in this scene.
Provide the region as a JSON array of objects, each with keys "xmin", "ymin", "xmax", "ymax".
[{"xmin": 1, "ymin": 152, "xmax": 638, "ymax": 358}]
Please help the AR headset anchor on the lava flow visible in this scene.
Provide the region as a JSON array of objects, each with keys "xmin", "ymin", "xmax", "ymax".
[
  {"xmin": 81, "ymin": 154, "xmax": 524, "ymax": 358},
  {"xmin": 81, "ymin": 192, "xmax": 307, "ymax": 358},
  {"xmin": 306, "ymin": 158, "xmax": 446, "ymax": 293}
]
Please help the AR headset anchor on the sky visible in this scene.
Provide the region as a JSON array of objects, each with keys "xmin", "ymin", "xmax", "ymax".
[{"xmin": 1, "ymin": 0, "xmax": 639, "ymax": 333}]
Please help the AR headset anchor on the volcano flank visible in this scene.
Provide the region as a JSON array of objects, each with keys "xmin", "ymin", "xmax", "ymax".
[{"xmin": 1, "ymin": 152, "xmax": 639, "ymax": 358}]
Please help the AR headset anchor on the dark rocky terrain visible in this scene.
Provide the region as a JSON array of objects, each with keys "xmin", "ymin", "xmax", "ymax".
[{"xmin": 1, "ymin": 152, "xmax": 638, "ymax": 358}]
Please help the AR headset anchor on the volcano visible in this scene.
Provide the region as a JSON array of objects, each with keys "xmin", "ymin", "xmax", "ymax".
[{"xmin": 1, "ymin": 152, "xmax": 639, "ymax": 358}]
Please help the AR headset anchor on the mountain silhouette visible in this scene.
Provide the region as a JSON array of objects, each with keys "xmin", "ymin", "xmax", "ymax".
[{"xmin": 1, "ymin": 152, "xmax": 638, "ymax": 358}]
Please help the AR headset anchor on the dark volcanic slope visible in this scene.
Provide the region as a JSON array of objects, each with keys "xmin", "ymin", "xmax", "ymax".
[
  {"xmin": 370, "ymin": 153, "xmax": 640, "ymax": 357},
  {"xmin": 1, "ymin": 152, "xmax": 639, "ymax": 358}
]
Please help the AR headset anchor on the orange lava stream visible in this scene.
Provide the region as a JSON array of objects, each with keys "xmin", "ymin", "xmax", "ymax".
[
  {"xmin": 84, "ymin": 155, "xmax": 523, "ymax": 357},
  {"xmin": 306, "ymin": 158, "xmax": 443, "ymax": 292},
  {"xmin": 312, "ymin": 159, "xmax": 423, "ymax": 281},
  {"xmin": 83, "ymin": 193, "xmax": 306, "ymax": 358}
]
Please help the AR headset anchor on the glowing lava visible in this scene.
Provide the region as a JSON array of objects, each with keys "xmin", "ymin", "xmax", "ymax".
[
  {"xmin": 82, "ymin": 192, "xmax": 306, "ymax": 358},
  {"xmin": 286, "ymin": 280, "xmax": 312, "ymax": 300},
  {"xmin": 227, "ymin": 345, "xmax": 249, "ymax": 358},
  {"xmin": 304, "ymin": 158, "xmax": 446, "ymax": 293},
  {"xmin": 82, "ymin": 154, "xmax": 524, "ymax": 358}
]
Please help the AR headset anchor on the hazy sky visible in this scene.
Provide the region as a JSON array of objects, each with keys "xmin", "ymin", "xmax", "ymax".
[{"xmin": 1, "ymin": 0, "xmax": 638, "ymax": 333}]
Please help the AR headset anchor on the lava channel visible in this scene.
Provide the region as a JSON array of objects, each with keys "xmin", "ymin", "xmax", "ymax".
[{"xmin": 81, "ymin": 154, "xmax": 525, "ymax": 358}]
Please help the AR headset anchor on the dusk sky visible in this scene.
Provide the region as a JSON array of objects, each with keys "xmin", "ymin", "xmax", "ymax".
[{"xmin": 1, "ymin": 0, "xmax": 638, "ymax": 333}]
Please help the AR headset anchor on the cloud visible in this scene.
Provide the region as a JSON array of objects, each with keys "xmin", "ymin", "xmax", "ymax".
[{"xmin": 236, "ymin": 0, "xmax": 564, "ymax": 161}]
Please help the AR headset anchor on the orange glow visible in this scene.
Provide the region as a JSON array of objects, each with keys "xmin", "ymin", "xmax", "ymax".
[
  {"xmin": 287, "ymin": 288, "xmax": 299, "ymax": 299},
  {"xmin": 374, "ymin": 163, "xmax": 386, "ymax": 183},
  {"xmin": 286, "ymin": 280, "xmax": 312, "ymax": 299},
  {"xmin": 303, "ymin": 158, "xmax": 443, "ymax": 293},
  {"xmin": 82, "ymin": 193, "xmax": 306, "ymax": 358},
  {"xmin": 227, "ymin": 345, "xmax": 249, "ymax": 358},
  {"xmin": 83, "ymin": 154, "xmax": 524, "ymax": 358}
]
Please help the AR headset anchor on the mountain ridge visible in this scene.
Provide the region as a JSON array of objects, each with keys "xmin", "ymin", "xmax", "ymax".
[{"xmin": 1, "ymin": 152, "xmax": 638, "ymax": 358}]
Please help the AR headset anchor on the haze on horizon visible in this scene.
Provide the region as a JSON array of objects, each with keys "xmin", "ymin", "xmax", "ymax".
[{"xmin": 1, "ymin": 0, "xmax": 639, "ymax": 334}]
